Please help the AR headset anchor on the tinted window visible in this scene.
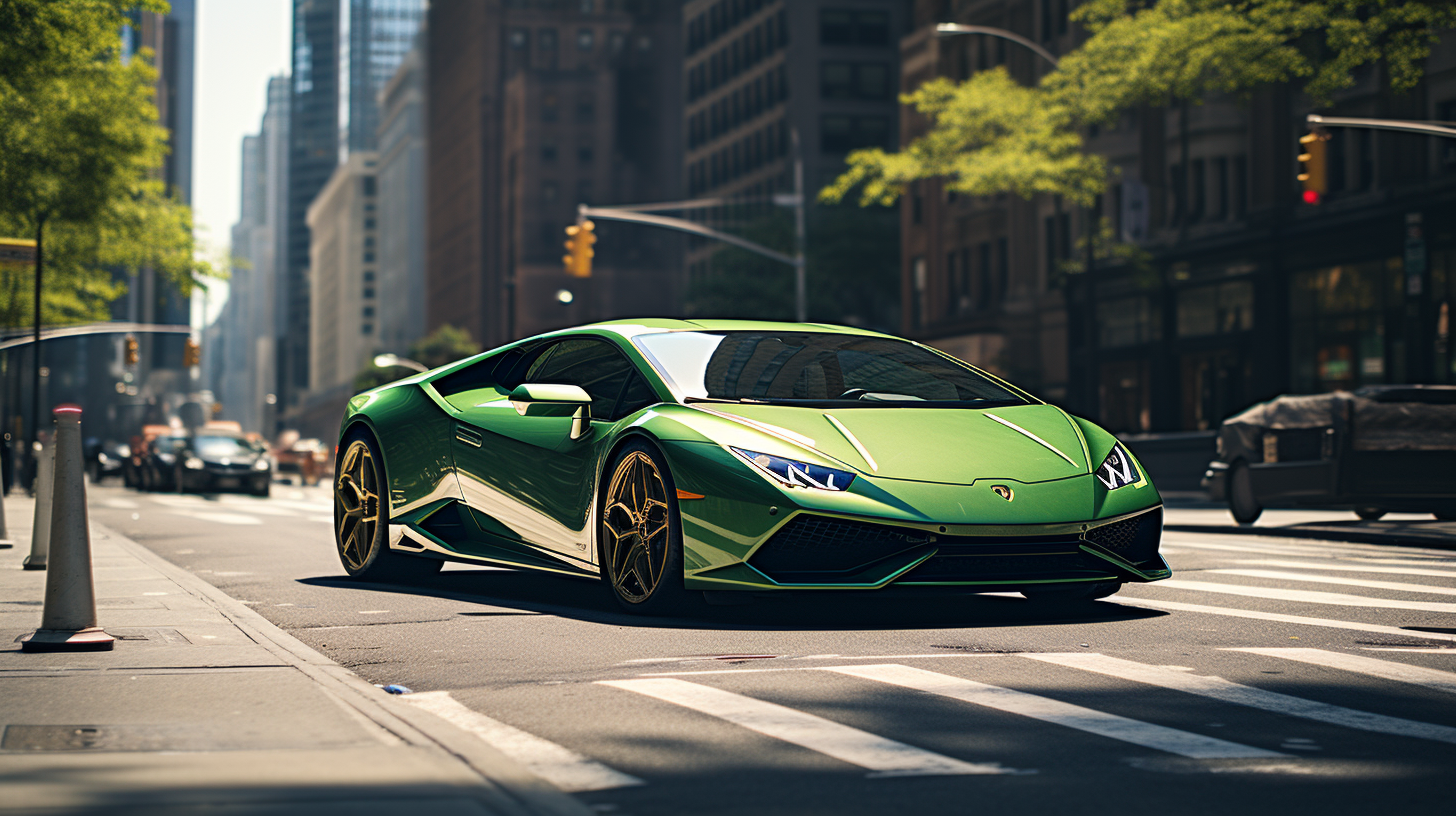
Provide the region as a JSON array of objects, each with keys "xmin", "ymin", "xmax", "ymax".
[
  {"xmin": 526, "ymin": 338, "xmax": 636, "ymax": 420},
  {"xmin": 192, "ymin": 436, "xmax": 252, "ymax": 458},
  {"xmin": 613, "ymin": 372, "xmax": 660, "ymax": 420},
  {"xmin": 633, "ymin": 331, "xmax": 1027, "ymax": 407}
]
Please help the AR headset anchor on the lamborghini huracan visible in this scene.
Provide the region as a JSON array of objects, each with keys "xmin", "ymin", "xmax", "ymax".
[{"xmin": 333, "ymin": 319, "xmax": 1169, "ymax": 613}]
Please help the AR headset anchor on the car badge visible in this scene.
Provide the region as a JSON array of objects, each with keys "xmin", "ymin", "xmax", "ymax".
[{"xmin": 991, "ymin": 485, "xmax": 1014, "ymax": 501}]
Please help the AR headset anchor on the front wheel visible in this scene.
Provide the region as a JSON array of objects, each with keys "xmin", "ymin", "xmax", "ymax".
[
  {"xmin": 600, "ymin": 440, "xmax": 691, "ymax": 615},
  {"xmin": 1228, "ymin": 461, "xmax": 1262, "ymax": 524},
  {"xmin": 334, "ymin": 431, "xmax": 442, "ymax": 581},
  {"xmin": 1355, "ymin": 507, "xmax": 1386, "ymax": 521}
]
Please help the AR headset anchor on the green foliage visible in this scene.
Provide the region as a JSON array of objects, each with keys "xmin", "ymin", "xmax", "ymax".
[
  {"xmin": 822, "ymin": 0, "xmax": 1456, "ymax": 208},
  {"xmin": 685, "ymin": 205, "xmax": 900, "ymax": 330},
  {"xmin": 0, "ymin": 0, "xmax": 217, "ymax": 326},
  {"xmin": 352, "ymin": 324, "xmax": 484, "ymax": 392}
]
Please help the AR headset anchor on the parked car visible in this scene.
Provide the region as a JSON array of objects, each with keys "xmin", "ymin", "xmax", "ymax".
[
  {"xmin": 1203, "ymin": 385, "xmax": 1456, "ymax": 523},
  {"xmin": 85, "ymin": 438, "xmax": 129, "ymax": 484},
  {"xmin": 273, "ymin": 431, "xmax": 327, "ymax": 486},
  {"xmin": 172, "ymin": 432, "xmax": 272, "ymax": 496}
]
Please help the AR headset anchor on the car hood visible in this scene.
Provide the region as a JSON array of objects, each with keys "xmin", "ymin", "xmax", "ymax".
[{"xmin": 706, "ymin": 402, "xmax": 1091, "ymax": 485}]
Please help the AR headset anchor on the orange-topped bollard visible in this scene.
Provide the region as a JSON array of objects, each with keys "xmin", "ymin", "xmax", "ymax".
[{"xmin": 21, "ymin": 406, "xmax": 114, "ymax": 652}]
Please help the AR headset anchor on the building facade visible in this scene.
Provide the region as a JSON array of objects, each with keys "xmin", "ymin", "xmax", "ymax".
[
  {"xmin": 306, "ymin": 152, "xmax": 379, "ymax": 397},
  {"xmin": 376, "ymin": 38, "xmax": 426, "ymax": 355},
  {"xmin": 425, "ymin": 0, "xmax": 684, "ymax": 349},
  {"xmin": 901, "ymin": 0, "xmax": 1456, "ymax": 433}
]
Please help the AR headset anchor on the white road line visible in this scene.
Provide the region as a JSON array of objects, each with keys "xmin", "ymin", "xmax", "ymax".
[
  {"xmin": 1212, "ymin": 569, "xmax": 1456, "ymax": 597},
  {"xmin": 1234, "ymin": 559, "xmax": 1456, "ymax": 579},
  {"xmin": 1022, "ymin": 652, "xmax": 1456, "ymax": 746},
  {"xmin": 824, "ymin": 664, "xmax": 1282, "ymax": 760},
  {"xmin": 403, "ymin": 691, "xmax": 644, "ymax": 792},
  {"xmin": 166, "ymin": 510, "xmax": 262, "ymax": 526},
  {"xmin": 210, "ymin": 500, "xmax": 301, "ymax": 517},
  {"xmin": 1152, "ymin": 579, "xmax": 1456, "ymax": 614},
  {"xmin": 1162, "ymin": 537, "xmax": 1453, "ymax": 560},
  {"xmin": 1228, "ymin": 648, "xmax": 1456, "ymax": 696},
  {"xmin": 100, "ymin": 497, "xmax": 139, "ymax": 509},
  {"xmin": 147, "ymin": 495, "xmax": 208, "ymax": 507},
  {"xmin": 1115, "ymin": 596, "xmax": 1456, "ymax": 642},
  {"xmin": 598, "ymin": 678, "xmax": 1019, "ymax": 777}
]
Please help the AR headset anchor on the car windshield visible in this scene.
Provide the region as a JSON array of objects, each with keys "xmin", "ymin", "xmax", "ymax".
[
  {"xmin": 157, "ymin": 436, "xmax": 187, "ymax": 452},
  {"xmin": 193, "ymin": 436, "xmax": 253, "ymax": 458},
  {"xmin": 632, "ymin": 331, "xmax": 1029, "ymax": 407}
]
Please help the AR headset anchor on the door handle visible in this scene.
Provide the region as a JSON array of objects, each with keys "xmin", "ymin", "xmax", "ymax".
[{"xmin": 455, "ymin": 425, "xmax": 483, "ymax": 448}]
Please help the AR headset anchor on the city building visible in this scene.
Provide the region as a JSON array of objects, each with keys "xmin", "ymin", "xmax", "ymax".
[
  {"xmin": 375, "ymin": 35, "xmax": 426, "ymax": 355},
  {"xmin": 283, "ymin": 0, "xmax": 424, "ymax": 424},
  {"xmin": 425, "ymin": 0, "xmax": 685, "ymax": 349},
  {"xmin": 218, "ymin": 76, "xmax": 290, "ymax": 434},
  {"xmin": 306, "ymin": 152, "xmax": 379, "ymax": 402},
  {"xmin": 899, "ymin": 0, "xmax": 1456, "ymax": 433}
]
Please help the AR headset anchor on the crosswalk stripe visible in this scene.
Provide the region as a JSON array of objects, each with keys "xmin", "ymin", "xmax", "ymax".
[
  {"xmin": 165, "ymin": 510, "xmax": 262, "ymax": 526},
  {"xmin": 598, "ymin": 678, "xmax": 1019, "ymax": 776},
  {"xmin": 1228, "ymin": 648, "xmax": 1456, "ymax": 696},
  {"xmin": 1113, "ymin": 596, "xmax": 1456, "ymax": 643},
  {"xmin": 403, "ymin": 691, "xmax": 644, "ymax": 792},
  {"xmin": 1235, "ymin": 559, "xmax": 1456, "ymax": 579},
  {"xmin": 824, "ymin": 664, "xmax": 1283, "ymax": 760},
  {"xmin": 1212, "ymin": 569, "xmax": 1456, "ymax": 597},
  {"xmin": 1153, "ymin": 579, "xmax": 1456, "ymax": 614},
  {"xmin": 1022, "ymin": 653, "xmax": 1456, "ymax": 746},
  {"xmin": 1162, "ymin": 538, "xmax": 1451, "ymax": 561}
]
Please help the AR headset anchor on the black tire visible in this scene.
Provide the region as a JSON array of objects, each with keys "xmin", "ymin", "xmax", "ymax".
[
  {"xmin": 1228, "ymin": 461, "xmax": 1262, "ymax": 524},
  {"xmin": 1022, "ymin": 581, "xmax": 1121, "ymax": 605},
  {"xmin": 334, "ymin": 428, "xmax": 441, "ymax": 581},
  {"xmin": 1355, "ymin": 507, "xmax": 1386, "ymax": 521},
  {"xmin": 599, "ymin": 439, "xmax": 692, "ymax": 615},
  {"xmin": 140, "ymin": 466, "xmax": 153, "ymax": 492},
  {"xmin": 254, "ymin": 481, "xmax": 271, "ymax": 498}
]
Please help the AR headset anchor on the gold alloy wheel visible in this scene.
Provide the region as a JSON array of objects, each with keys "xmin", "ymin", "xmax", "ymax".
[
  {"xmin": 602, "ymin": 451, "xmax": 671, "ymax": 603},
  {"xmin": 335, "ymin": 440, "xmax": 380, "ymax": 572}
]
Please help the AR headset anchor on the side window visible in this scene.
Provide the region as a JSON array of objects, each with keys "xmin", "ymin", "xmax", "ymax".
[
  {"xmin": 613, "ymin": 371, "xmax": 660, "ymax": 420},
  {"xmin": 525, "ymin": 338, "xmax": 635, "ymax": 421}
]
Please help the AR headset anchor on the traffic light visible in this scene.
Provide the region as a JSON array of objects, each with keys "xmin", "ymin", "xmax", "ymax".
[
  {"xmin": 562, "ymin": 219, "xmax": 596, "ymax": 277},
  {"xmin": 183, "ymin": 338, "xmax": 201, "ymax": 367},
  {"xmin": 1297, "ymin": 130, "xmax": 1328, "ymax": 205},
  {"xmin": 123, "ymin": 335, "xmax": 139, "ymax": 366}
]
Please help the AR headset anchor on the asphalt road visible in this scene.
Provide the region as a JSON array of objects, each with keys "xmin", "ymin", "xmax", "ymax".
[{"xmin": 87, "ymin": 479, "xmax": 1456, "ymax": 816}]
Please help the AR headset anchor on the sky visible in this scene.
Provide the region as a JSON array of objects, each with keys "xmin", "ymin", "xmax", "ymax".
[{"xmin": 191, "ymin": 0, "xmax": 292, "ymax": 324}]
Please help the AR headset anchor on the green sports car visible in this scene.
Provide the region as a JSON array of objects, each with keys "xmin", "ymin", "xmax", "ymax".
[{"xmin": 333, "ymin": 319, "xmax": 1169, "ymax": 613}]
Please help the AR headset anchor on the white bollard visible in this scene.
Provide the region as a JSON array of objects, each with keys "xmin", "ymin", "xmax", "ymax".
[
  {"xmin": 22, "ymin": 439, "xmax": 54, "ymax": 570},
  {"xmin": 21, "ymin": 405, "xmax": 114, "ymax": 652}
]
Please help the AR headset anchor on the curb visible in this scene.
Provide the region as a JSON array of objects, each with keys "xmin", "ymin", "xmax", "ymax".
[
  {"xmin": 97, "ymin": 520, "xmax": 596, "ymax": 816},
  {"xmin": 1165, "ymin": 523, "xmax": 1456, "ymax": 551}
]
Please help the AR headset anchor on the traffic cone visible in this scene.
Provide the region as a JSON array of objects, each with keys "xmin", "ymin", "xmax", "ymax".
[
  {"xmin": 21, "ymin": 438, "xmax": 54, "ymax": 570},
  {"xmin": 21, "ymin": 406, "xmax": 114, "ymax": 651}
]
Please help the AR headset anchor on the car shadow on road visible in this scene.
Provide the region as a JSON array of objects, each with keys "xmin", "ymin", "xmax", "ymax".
[{"xmin": 296, "ymin": 568, "xmax": 1166, "ymax": 631}]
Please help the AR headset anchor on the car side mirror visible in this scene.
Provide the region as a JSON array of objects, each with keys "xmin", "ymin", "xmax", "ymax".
[{"xmin": 508, "ymin": 383, "xmax": 593, "ymax": 440}]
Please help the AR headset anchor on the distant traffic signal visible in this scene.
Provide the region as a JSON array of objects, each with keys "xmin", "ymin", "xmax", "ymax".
[
  {"xmin": 1298, "ymin": 130, "xmax": 1328, "ymax": 204},
  {"xmin": 562, "ymin": 219, "xmax": 596, "ymax": 278},
  {"xmin": 183, "ymin": 338, "xmax": 201, "ymax": 367},
  {"xmin": 123, "ymin": 335, "xmax": 139, "ymax": 366}
]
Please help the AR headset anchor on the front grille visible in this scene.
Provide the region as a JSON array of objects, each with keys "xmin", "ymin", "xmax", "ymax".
[
  {"xmin": 1084, "ymin": 507, "xmax": 1162, "ymax": 565},
  {"xmin": 750, "ymin": 515, "xmax": 935, "ymax": 580}
]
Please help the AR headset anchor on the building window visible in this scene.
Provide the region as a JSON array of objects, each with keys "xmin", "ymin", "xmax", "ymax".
[
  {"xmin": 363, "ymin": 287, "xmax": 375, "ymax": 299},
  {"xmin": 577, "ymin": 179, "xmax": 593, "ymax": 203},
  {"xmin": 1189, "ymin": 158, "xmax": 1206, "ymax": 222},
  {"xmin": 362, "ymin": 323, "xmax": 373, "ymax": 335},
  {"xmin": 578, "ymin": 144, "xmax": 593, "ymax": 163},
  {"xmin": 576, "ymin": 96, "xmax": 595, "ymax": 122},
  {"xmin": 539, "ymin": 28, "xmax": 557, "ymax": 50},
  {"xmin": 542, "ymin": 142, "xmax": 558, "ymax": 162},
  {"xmin": 820, "ymin": 115, "xmax": 890, "ymax": 153},
  {"xmin": 1213, "ymin": 157, "xmax": 1229, "ymax": 220},
  {"xmin": 364, "ymin": 217, "xmax": 375, "ymax": 230},
  {"xmin": 1178, "ymin": 280, "xmax": 1254, "ymax": 338},
  {"xmin": 542, "ymin": 93, "xmax": 559, "ymax": 122},
  {"xmin": 363, "ymin": 306, "xmax": 375, "ymax": 318},
  {"xmin": 543, "ymin": 180, "xmax": 558, "ymax": 203},
  {"xmin": 577, "ymin": 28, "xmax": 594, "ymax": 51},
  {"xmin": 363, "ymin": 270, "xmax": 375, "ymax": 283},
  {"xmin": 363, "ymin": 251, "xmax": 375, "ymax": 263},
  {"xmin": 996, "ymin": 237, "xmax": 1009, "ymax": 301},
  {"xmin": 820, "ymin": 9, "xmax": 888, "ymax": 46},
  {"xmin": 579, "ymin": 0, "xmax": 594, "ymax": 14},
  {"xmin": 509, "ymin": 28, "xmax": 529, "ymax": 49},
  {"xmin": 912, "ymin": 256, "xmax": 927, "ymax": 328},
  {"xmin": 362, "ymin": 177, "xmax": 376, "ymax": 197},
  {"xmin": 821, "ymin": 62, "xmax": 890, "ymax": 100}
]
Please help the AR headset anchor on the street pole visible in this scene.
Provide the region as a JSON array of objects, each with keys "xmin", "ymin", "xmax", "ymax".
[
  {"xmin": 29, "ymin": 218, "xmax": 44, "ymax": 490},
  {"xmin": 792, "ymin": 128, "xmax": 808, "ymax": 324}
]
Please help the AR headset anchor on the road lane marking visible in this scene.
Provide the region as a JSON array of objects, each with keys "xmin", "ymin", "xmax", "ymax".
[
  {"xmin": 1234, "ymin": 559, "xmax": 1456, "ymax": 579},
  {"xmin": 165, "ymin": 510, "xmax": 262, "ymax": 525},
  {"xmin": 1114, "ymin": 596, "xmax": 1456, "ymax": 642},
  {"xmin": 1151, "ymin": 579, "xmax": 1456, "ymax": 614},
  {"xmin": 824, "ymin": 664, "xmax": 1283, "ymax": 760},
  {"xmin": 598, "ymin": 677, "xmax": 1020, "ymax": 777},
  {"xmin": 1161, "ymin": 538, "xmax": 1454, "ymax": 560},
  {"xmin": 1212, "ymin": 569, "xmax": 1456, "ymax": 597},
  {"xmin": 403, "ymin": 691, "xmax": 644, "ymax": 792},
  {"xmin": 100, "ymin": 498, "xmax": 139, "ymax": 509},
  {"xmin": 210, "ymin": 500, "xmax": 301, "ymax": 516},
  {"xmin": 1228, "ymin": 648, "xmax": 1456, "ymax": 696},
  {"xmin": 1022, "ymin": 653, "xmax": 1456, "ymax": 746}
]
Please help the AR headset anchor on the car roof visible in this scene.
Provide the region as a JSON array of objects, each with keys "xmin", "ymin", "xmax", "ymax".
[{"xmin": 578, "ymin": 318, "xmax": 896, "ymax": 341}]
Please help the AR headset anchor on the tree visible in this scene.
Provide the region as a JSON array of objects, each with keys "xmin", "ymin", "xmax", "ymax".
[
  {"xmin": 353, "ymin": 324, "xmax": 483, "ymax": 392},
  {"xmin": 0, "ymin": 0, "xmax": 216, "ymax": 327},
  {"xmin": 821, "ymin": 0, "xmax": 1456, "ymax": 208}
]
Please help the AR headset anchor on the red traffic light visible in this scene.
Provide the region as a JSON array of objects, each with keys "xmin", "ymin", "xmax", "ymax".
[{"xmin": 1302, "ymin": 189, "xmax": 1320, "ymax": 205}]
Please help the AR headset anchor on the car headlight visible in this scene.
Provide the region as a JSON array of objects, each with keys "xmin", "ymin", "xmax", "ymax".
[
  {"xmin": 96, "ymin": 452, "xmax": 109, "ymax": 463},
  {"xmin": 184, "ymin": 457, "xmax": 205, "ymax": 470},
  {"xmin": 730, "ymin": 447, "xmax": 855, "ymax": 491},
  {"xmin": 157, "ymin": 453, "xmax": 176, "ymax": 464},
  {"xmin": 253, "ymin": 458, "xmax": 270, "ymax": 470},
  {"xmin": 1094, "ymin": 443, "xmax": 1141, "ymax": 490}
]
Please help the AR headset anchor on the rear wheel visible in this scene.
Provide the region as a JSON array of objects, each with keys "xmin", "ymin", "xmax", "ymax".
[
  {"xmin": 600, "ymin": 441, "xmax": 690, "ymax": 615},
  {"xmin": 1355, "ymin": 507, "xmax": 1386, "ymax": 521},
  {"xmin": 1228, "ymin": 461, "xmax": 1262, "ymax": 524},
  {"xmin": 334, "ymin": 431, "xmax": 442, "ymax": 581}
]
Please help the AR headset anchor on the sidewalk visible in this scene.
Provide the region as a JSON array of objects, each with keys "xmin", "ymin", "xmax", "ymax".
[
  {"xmin": 1164, "ymin": 502, "xmax": 1456, "ymax": 550},
  {"xmin": 0, "ymin": 493, "xmax": 592, "ymax": 816}
]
